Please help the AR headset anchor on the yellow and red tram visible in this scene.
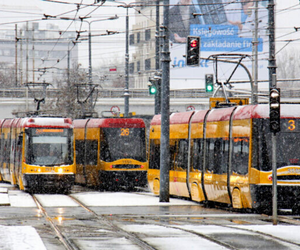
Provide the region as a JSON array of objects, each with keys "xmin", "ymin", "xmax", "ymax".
[
  {"xmin": 74, "ymin": 117, "xmax": 148, "ymax": 190},
  {"xmin": 0, "ymin": 117, "xmax": 75, "ymax": 193},
  {"xmin": 148, "ymin": 104, "xmax": 300, "ymax": 214}
]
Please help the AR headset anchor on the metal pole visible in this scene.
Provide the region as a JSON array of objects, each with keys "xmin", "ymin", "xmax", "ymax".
[
  {"xmin": 20, "ymin": 29, "xmax": 23, "ymax": 86},
  {"xmin": 272, "ymin": 133, "xmax": 277, "ymax": 225},
  {"xmin": 67, "ymin": 45, "xmax": 71, "ymax": 116},
  {"xmin": 15, "ymin": 24, "xmax": 18, "ymax": 86},
  {"xmin": 271, "ymin": 73, "xmax": 278, "ymax": 225},
  {"xmin": 252, "ymin": 0, "xmax": 258, "ymax": 104},
  {"xmin": 26, "ymin": 22, "xmax": 28, "ymax": 84},
  {"xmin": 88, "ymin": 22, "xmax": 93, "ymax": 111},
  {"xmin": 88, "ymin": 23, "xmax": 92, "ymax": 84},
  {"xmin": 124, "ymin": 7, "xmax": 130, "ymax": 117},
  {"xmin": 32, "ymin": 27, "xmax": 35, "ymax": 83},
  {"xmin": 268, "ymin": 0, "xmax": 276, "ymax": 88},
  {"xmin": 155, "ymin": 0, "xmax": 161, "ymax": 114},
  {"xmin": 159, "ymin": 0, "xmax": 170, "ymax": 202}
]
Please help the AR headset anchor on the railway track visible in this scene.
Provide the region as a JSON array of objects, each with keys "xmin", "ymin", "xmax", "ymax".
[
  {"xmin": 26, "ymin": 190, "xmax": 300, "ymax": 250},
  {"xmin": 32, "ymin": 192, "xmax": 156, "ymax": 250}
]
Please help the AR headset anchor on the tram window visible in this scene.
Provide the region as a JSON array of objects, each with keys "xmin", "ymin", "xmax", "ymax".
[
  {"xmin": 193, "ymin": 139, "xmax": 203, "ymax": 171},
  {"xmin": 220, "ymin": 139, "xmax": 229, "ymax": 174},
  {"xmin": 232, "ymin": 137, "xmax": 249, "ymax": 175},
  {"xmin": 206, "ymin": 139, "xmax": 215, "ymax": 172},
  {"xmin": 213, "ymin": 139, "xmax": 222, "ymax": 174},
  {"xmin": 177, "ymin": 140, "xmax": 188, "ymax": 170},
  {"xmin": 75, "ymin": 140, "xmax": 85, "ymax": 164},
  {"xmin": 4, "ymin": 138, "xmax": 10, "ymax": 165},
  {"xmin": 86, "ymin": 140, "xmax": 98, "ymax": 165},
  {"xmin": 258, "ymin": 131, "xmax": 271, "ymax": 171},
  {"xmin": 149, "ymin": 140, "xmax": 160, "ymax": 169},
  {"xmin": 170, "ymin": 140, "xmax": 177, "ymax": 171},
  {"xmin": 0, "ymin": 133, "xmax": 4, "ymax": 163}
]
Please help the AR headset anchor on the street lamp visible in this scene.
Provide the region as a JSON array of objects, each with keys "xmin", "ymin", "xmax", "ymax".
[
  {"xmin": 57, "ymin": 15, "xmax": 119, "ymax": 84},
  {"xmin": 81, "ymin": 15, "xmax": 119, "ymax": 85},
  {"xmin": 116, "ymin": 2, "xmax": 132, "ymax": 117}
]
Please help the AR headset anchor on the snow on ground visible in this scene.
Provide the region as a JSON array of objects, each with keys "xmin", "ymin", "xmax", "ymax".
[
  {"xmin": 8, "ymin": 190, "xmax": 37, "ymax": 207},
  {"xmin": 34, "ymin": 194, "xmax": 79, "ymax": 207},
  {"xmin": 71, "ymin": 192, "xmax": 196, "ymax": 206},
  {"xmin": 1, "ymin": 183, "xmax": 300, "ymax": 249},
  {"xmin": 0, "ymin": 225, "xmax": 46, "ymax": 250},
  {"xmin": 233, "ymin": 225, "xmax": 300, "ymax": 244},
  {"xmin": 120, "ymin": 224, "xmax": 227, "ymax": 250}
]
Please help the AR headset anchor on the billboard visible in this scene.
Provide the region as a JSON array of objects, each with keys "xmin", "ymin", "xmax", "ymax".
[{"xmin": 169, "ymin": 0, "xmax": 269, "ymax": 90}]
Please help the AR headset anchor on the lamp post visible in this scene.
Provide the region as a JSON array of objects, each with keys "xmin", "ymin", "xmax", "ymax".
[
  {"xmin": 81, "ymin": 16, "xmax": 119, "ymax": 85},
  {"xmin": 117, "ymin": 1, "xmax": 144, "ymax": 117},
  {"xmin": 57, "ymin": 15, "xmax": 119, "ymax": 112},
  {"xmin": 59, "ymin": 15, "xmax": 119, "ymax": 85},
  {"xmin": 116, "ymin": 2, "xmax": 132, "ymax": 117}
]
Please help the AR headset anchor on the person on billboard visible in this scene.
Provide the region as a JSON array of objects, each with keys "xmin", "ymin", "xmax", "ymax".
[
  {"xmin": 169, "ymin": 0, "xmax": 200, "ymax": 43},
  {"xmin": 228, "ymin": 0, "xmax": 268, "ymax": 39}
]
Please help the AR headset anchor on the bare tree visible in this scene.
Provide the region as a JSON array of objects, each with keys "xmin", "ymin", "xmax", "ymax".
[
  {"xmin": 277, "ymin": 48, "xmax": 300, "ymax": 88},
  {"xmin": 0, "ymin": 62, "xmax": 15, "ymax": 88},
  {"xmin": 52, "ymin": 63, "xmax": 90, "ymax": 118}
]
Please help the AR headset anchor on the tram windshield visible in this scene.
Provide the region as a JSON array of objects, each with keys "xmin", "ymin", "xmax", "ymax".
[
  {"xmin": 25, "ymin": 128, "xmax": 74, "ymax": 166},
  {"xmin": 258, "ymin": 120, "xmax": 300, "ymax": 171},
  {"xmin": 100, "ymin": 127, "xmax": 146, "ymax": 162}
]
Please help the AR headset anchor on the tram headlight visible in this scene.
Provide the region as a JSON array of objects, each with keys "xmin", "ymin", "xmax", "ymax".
[{"xmin": 58, "ymin": 168, "xmax": 63, "ymax": 174}]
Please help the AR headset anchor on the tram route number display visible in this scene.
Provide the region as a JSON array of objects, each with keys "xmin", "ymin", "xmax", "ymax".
[{"xmin": 281, "ymin": 119, "xmax": 299, "ymax": 132}]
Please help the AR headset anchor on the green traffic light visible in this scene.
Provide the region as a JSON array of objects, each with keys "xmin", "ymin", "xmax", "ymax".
[
  {"xmin": 149, "ymin": 85, "xmax": 157, "ymax": 95},
  {"xmin": 206, "ymin": 84, "xmax": 213, "ymax": 92}
]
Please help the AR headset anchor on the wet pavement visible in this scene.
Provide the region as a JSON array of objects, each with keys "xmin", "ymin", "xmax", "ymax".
[{"xmin": 1, "ymin": 183, "xmax": 300, "ymax": 250}]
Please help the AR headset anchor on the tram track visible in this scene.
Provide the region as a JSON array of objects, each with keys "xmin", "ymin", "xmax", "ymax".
[
  {"xmin": 32, "ymin": 195, "xmax": 78, "ymax": 250},
  {"xmin": 32, "ymin": 192, "xmax": 157, "ymax": 250},
  {"xmin": 111, "ymin": 212, "xmax": 300, "ymax": 250},
  {"xmin": 68, "ymin": 195, "xmax": 157, "ymax": 250},
  {"xmin": 29, "ymin": 190, "xmax": 300, "ymax": 250}
]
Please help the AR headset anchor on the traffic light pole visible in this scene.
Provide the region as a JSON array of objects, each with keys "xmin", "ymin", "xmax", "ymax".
[
  {"xmin": 159, "ymin": 0, "xmax": 170, "ymax": 203},
  {"xmin": 268, "ymin": 0, "xmax": 277, "ymax": 225}
]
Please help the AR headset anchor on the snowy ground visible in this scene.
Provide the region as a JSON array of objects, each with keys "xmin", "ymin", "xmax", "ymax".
[{"xmin": 1, "ymin": 183, "xmax": 300, "ymax": 249}]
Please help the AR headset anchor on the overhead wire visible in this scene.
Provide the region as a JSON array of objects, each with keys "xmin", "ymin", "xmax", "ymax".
[{"xmin": 2, "ymin": 1, "xmax": 300, "ymax": 81}]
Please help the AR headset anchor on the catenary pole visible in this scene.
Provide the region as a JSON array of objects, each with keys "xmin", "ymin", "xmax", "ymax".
[
  {"xmin": 155, "ymin": 0, "xmax": 161, "ymax": 114},
  {"xmin": 159, "ymin": 0, "xmax": 170, "ymax": 202},
  {"xmin": 268, "ymin": 0, "xmax": 277, "ymax": 225},
  {"xmin": 124, "ymin": 7, "xmax": 130, "ymax": 117},
  {"xmin": 268, "ymin": 0, "xmax": 276, "ymax": 87},
  {"xmin": 252, "ymin": 0, "xmax": 258, "ymax": 104}
]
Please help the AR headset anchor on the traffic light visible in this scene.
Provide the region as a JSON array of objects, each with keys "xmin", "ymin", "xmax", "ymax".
[
  {"xmin": 205, "ymin": 74, "xmax": 214, "ymax": 92},
  {"xmin": 186, "ymin": 36, "xmax": 200, "ymax": 66},
  {"xmin": 149, "ymin": 84, "xmax": 157, "ymax": 95},
  {"xmin": 269, "ymin": 88, "xmax": 280, "ymax": 133}
]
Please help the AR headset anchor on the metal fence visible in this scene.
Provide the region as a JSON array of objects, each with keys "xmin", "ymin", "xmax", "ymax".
[{"xmin": 1, "ymin": 87, "xmax": 300, "ymax": 99}]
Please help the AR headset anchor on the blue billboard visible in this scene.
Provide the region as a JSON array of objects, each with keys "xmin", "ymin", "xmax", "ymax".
[{"xmin": 169, "ymin": 0, "xmax": 269, "ymax": 89}]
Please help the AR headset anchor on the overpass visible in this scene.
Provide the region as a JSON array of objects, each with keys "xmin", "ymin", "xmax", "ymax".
[
  {"xmin": 0, "ymin": 88, "xmax": 212, "ymax": 119},
  {"xmin": 0, "ymin": 87, "xmax": 299, "ymax": 119}
]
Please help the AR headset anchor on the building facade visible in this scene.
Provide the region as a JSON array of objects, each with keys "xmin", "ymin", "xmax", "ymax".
[{"xmin": 130, "ymin": 0, "xmax": 162, "ymax": 89}]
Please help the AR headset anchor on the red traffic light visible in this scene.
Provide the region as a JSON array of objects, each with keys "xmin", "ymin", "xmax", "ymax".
[{"xmin": 190, "ymin": 39, "xmax": 198, "ymax": 48}]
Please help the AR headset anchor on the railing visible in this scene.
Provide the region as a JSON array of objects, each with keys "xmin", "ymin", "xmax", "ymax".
[{"xmin": 1, "ymin": 87, "xmax": 300, "ymax": 99}]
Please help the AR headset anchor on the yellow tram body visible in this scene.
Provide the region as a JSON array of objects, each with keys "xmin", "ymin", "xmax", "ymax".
[
  {"xmin": 0, "ymin": 117, "xmax": 76, "ymax": 193},
  {"xmin": 74, "ymin": 117, "xmax": 148, "ymax": 190},
  {"xmin": 148, "ymin": 104, "xmax": 300, "ymax": 214}
]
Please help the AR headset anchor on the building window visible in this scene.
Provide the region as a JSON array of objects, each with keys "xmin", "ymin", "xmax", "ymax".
[
  {"xmin": 145, "ymin": 58, "xmax": 151, "ymax": 70},
  {"xmin": 137, "ymin": 32, "xmax": 140, "ymax": 43},
  {"xmin": 129, "ymin": 34, "xmax": 134, "ymax": 45},
  {"xmin": 129, "ymin": 62, "xmax": 134, "ymax": 74},
  {"xmin": 145, "ymin": 29, "xmax": 151, "ymax": 41},
  {"xmin": 137, "ymin": 61, "xmax": 140, "ymax": 72}
]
